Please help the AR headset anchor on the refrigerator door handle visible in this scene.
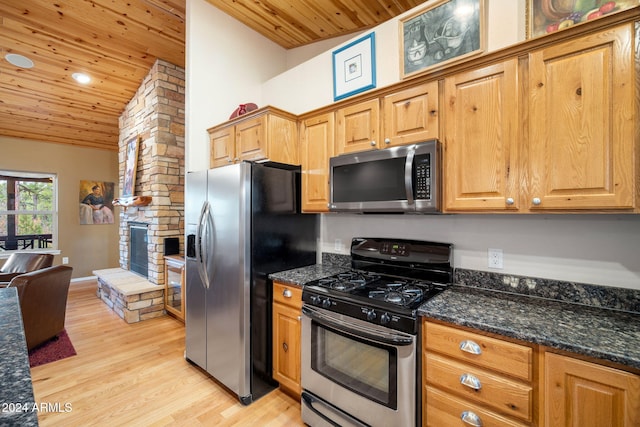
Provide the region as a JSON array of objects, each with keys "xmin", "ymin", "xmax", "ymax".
[{"xmin": 196, "ymin": 201, "xmax": 211, "ymax": 289}]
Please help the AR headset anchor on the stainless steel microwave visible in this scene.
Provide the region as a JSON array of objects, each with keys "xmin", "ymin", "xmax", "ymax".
[{"xmin": 329, "ymin": 140, "xmax": 441, "ymax": 213}]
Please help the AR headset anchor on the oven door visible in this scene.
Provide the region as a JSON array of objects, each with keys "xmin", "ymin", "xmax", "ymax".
[{"xmin": 301, "ymin": 305, "xmax": 416, "ymax": 427}]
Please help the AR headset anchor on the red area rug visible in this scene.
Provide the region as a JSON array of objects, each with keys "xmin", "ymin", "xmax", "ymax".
[{"xmin": 28, "ymin": 329, "xmax": 77, "ymax": 368}]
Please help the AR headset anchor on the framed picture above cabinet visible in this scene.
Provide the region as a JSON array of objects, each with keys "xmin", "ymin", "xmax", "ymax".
[
  {"xmin": 332, "ymin": 33, "xmax": 376, "ymax": 101},
  {"xmin": 400, "ymin": 0, "xmax": 485, "ymax": 79},
  {"xmin": 527, "ymin": 0, "xmax": 639, "ymax": 38}
]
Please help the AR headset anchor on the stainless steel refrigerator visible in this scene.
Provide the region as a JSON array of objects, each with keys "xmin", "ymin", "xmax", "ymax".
[{"xmin": 185, "ymin": 161, "xmax": 317, "ymax": 404}]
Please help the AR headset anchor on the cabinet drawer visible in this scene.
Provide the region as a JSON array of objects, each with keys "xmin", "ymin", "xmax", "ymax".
[
  {"xmin": 426, "ymin": 352, "xmax": 532, "ymax": 421},
  {"xmin": 425, "ymin": 386, "xmax": 528, "ymax": 427},
  {"xmin": 273, "ymin": 282, "xmax": 302, "ymax": 309},
  {"xmin": 425, "ymin": 322, "xmax": 532, "ymax": 381}
]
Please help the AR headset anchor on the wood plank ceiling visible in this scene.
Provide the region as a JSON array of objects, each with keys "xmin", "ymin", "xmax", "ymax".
[{"xmin": 0, "ymin": 0, "xmax": 424, "ymax": 151}]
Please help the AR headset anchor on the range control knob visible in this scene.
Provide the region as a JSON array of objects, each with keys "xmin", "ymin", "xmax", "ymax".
[
  {"xmin": 321, "ymin": 298, "xmax": 332, "ymax": 309},
  {"xmin": 380, "ymin": 313, "xmax": 391, "ymax": 324},
  {"xmin": 309, "ymin": 295, "xmax": 320, "ymax": 305},
  {"xmin": 366, "ymin": 309, "xmax": 377, "ymax": 321}
]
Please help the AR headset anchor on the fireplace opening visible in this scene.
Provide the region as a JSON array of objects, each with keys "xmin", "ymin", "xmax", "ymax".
[{"xmin": 129, "ymin": 223, "xmax": 148, "ymax": 278}]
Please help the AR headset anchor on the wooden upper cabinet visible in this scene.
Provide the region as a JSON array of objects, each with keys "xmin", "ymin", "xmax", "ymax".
[
  {"xmin": 545, "ymin": 352, "xmax": 640, "ymax": 427},
  {"xmin": 300, "ymin": 112, "xmax": 334, "ymax": 212},
  {"xmin": 209, "ymin": 126, "xmax": 235, "ymax": 168},
  {"xmin": 443, "ymin": 58, "xmax": 520, "ymax": 212},
  {"xmin": 528, "ymin": 24, "xmax": 636, "ymax": 211},
  {"xmin": 335, "ymin": 98, "xmax": 379, "ymax": 154},
  {"xmin": 335, "ymin": 82, "xmax": 440, "ymax": 155},
  {"xmin": 382, "ymin": 81, "xmax": 439, "ymax": 147},
  {"xmin": 208, "ymin": 107, "xmax": 298, "ymax": 168},
  {"xmin": 235, "ymin": 115, "xmax": 267, "ymax": 162}
]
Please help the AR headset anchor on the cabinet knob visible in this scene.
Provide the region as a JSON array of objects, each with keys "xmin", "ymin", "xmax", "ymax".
[
  {"xmin": 461, "ymin": 411, "xmax": 483, "ymax": 426},
  {"xmin": 460, "ymin": 373, "xmax": 482, "ymax": 390},
  {"xmin": 506, "ymin": 197, "xmax": 514, "ymax": 205},
  {"xmin": 282, "ymin": 342, "xmax": 288, "ymax": 352},
  {"xmin": 234, "ymin": 157, "xmax": 240, "ymax": 162},
  {"xmin": 283, "ymin": 289, "xmax": 292, "ymax": 298},
  {"xmin": 227, "ymin": 158, "xmax": 233, "ymax": 163},
  {"xmin": 459, "ymin": 340, "xmax": 482, "ymax": 355},
  {"xmin": 532, "ymin": 197, "xmax": 541, "ymax": 206},
  {"xmin": 370, "ymin": 140, "xmax": 377, "ymax": 146},
  {"xmin": 384, "ymin": 138, "xmax": 391, "ymax": 145}
]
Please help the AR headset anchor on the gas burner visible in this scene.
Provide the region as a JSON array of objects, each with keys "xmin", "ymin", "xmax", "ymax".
[
  {"xmin": 384, "ymin": 291, "xmax": 405, "ymax": 304},
  {"xmin": 316, "ymin": 271, "xmax": 380, "ymax": 292},
  {"xmin": 368, "ymin": 283, "xmax": 425, "ymax": 306},
  {"xmin": 331, "ymin": 282, "xmax": 361, "ymax": 292}
]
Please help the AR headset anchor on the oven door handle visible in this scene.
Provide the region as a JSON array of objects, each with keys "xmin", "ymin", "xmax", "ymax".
[{"xmin": 302, "ymin": 306, "xmax": 414, "ymax": 346}]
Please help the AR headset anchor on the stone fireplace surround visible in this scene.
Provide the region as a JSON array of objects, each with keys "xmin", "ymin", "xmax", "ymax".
[{"xmin": 117, "ymin": 59, "xmax": 185, "ymax": 289}]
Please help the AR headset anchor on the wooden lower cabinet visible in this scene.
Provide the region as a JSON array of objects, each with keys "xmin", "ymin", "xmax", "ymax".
[
  {"xmin": 545, "ymin": 352, "xmax": 640, "ymax": 427},
  {"xmin": 423, "ymin": 319, "xmax": 640, "ymax": 427},
  {"xmin": 272, "ymin": 281, "xmax": 302, "ymax": 396},
  {"xmin": 423, "ymin": 320, "xmax": 536, "ymax": 426},
  {"xmin": 426, "ymin": 386, "xmax": 528, "ymax": 427}
]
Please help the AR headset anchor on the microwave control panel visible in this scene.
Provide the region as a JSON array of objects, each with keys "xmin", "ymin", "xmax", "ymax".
[{"xmin": 414, "ymin": 154, "xmax": 431, "ymax": 200}]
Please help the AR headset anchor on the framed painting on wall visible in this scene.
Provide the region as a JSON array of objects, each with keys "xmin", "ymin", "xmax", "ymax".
[
  {"xmin": 527, "ymin": 0, "xmax": 639, "ymax": 38},
  {"xmin": 332, "ymin": 33, "xmax": 376, "ymax": 101},
  {"xmin": 79, "ymin": 181, "xmax": 115, "ymax": 225},
  {"xmin": 400, "ymin": 0, "xmax": 485, "ymax": 79},
  {"xmin": 123, "ymin": 135, "xmax": 139, "ymax": 197}
]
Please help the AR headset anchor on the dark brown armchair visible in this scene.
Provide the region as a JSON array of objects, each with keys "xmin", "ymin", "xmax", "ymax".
[
  {"xmin": 0, "ymin": 253, "xmax": 54, "ymax": 287},
  {"xmin": 7, "ymin": 265, "xmax": 73, "ymax": 350}
]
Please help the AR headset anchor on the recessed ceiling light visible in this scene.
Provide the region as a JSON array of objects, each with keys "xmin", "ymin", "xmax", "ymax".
[
  {"xmin": 72, "ymin": 72, "xmax": 91, "ymax": 84},
  {"xmin": 5, "ymin": 53, "xmax": 34, "ymax": 69}
]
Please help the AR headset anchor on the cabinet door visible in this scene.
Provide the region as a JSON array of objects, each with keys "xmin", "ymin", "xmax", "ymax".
[
  {"xmin": 528, "ymin": 24, "xmax": 635, "ymax": 210},
  {"xmin": 272, "ymin": 302, "xmax": 301, "ymax": 395},
  {"xmin": 382, "ymin": 81, "xmax": 439, "ymax": 147},
  {"xmin": 545, "ymin": 352, "xmax": 640, "ymax": 427},
  {"xmin": 443, "ymin": 59, "xmax": 520, "ymax": 211},
  {"xmin": 300, "ymin": 112, "xmax": 334, "ymax": 212},
  {"xmin": 336, "ymin": 99, "xmax": 379, "ymax": 154},
  {"xmin": 266, "ymin": 113, "xmax": 298, "ymax": 165},
  {"xmin": 236, "ymin": 115, "xmax": 267, "ymax": 161},
  {"xmin": 209, "ymin": 126, "xmax": 235, "ymax": 168}
]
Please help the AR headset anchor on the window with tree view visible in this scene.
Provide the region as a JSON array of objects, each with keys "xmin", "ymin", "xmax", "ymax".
[{"xmin": 0, "ymin": 171, "xmax": 57, "ymax": 251}]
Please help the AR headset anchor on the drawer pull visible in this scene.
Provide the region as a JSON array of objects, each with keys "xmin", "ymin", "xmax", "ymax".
[
  {"xmin": 459, "ymin": 340, "xmax": 482, "ymax": 355},
  {"xmin": 460, "ymin": 373, "xmax": 482, "ymax": 390},
  {"xmin": 461, "ymin": 410, "xmax": 483, "ymax": 426},
  {"xmin": 282, "ymin": 289, "xmax": 292, "ymax": 298}
]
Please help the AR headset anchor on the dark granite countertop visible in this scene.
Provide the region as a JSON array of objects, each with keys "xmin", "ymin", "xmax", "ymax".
[
  {"xmin": 270, "ymin": 262, "xmax": 640, "ymax": 371},
  {"xmin": 0, "ymin": 287, "xmax": 39, "ymax": 426},
  {"xmin": 269, "ymin": 264, "xmax": 349, "ymax": 286},
  {"xmin": 418, "ymin": 285, "xmax": 640, "ymax": 371}
]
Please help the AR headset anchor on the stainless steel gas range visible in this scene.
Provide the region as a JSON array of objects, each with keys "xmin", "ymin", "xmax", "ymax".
[{"xmin": 300, "ymin": 237, "xmax": 453, "ymax": 427}]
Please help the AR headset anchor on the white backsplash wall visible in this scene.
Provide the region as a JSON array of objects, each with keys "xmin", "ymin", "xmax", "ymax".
[{"xmin": 321, "ymin": 214, "xmax": 640, "ymax": 290}]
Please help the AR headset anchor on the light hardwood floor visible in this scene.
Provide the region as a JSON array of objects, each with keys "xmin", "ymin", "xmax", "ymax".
[{"xmin": 30, "ymin": 280, "xmax": 304, "ymax": 426}]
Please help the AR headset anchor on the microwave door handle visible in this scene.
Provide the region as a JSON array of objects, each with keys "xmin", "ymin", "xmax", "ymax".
[{"xmin": 404, "ymin": 146, "xmax": 416, "ymax": 205}]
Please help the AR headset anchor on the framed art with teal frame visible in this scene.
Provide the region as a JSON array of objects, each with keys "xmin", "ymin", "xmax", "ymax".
[{"xmin": 332, "ymin": 33, "xmax": 376, "ymax": 101}]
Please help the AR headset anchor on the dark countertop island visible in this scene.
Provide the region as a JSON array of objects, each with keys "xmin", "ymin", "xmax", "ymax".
[{"xmin": 0, "ymin": 287, "xmax": 39, "ymax": 426}]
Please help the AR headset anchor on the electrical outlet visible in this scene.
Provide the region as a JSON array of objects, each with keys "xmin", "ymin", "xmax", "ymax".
[
  {"xmin": 62, "ymin": 257, "xmax": 69, "ymax": 265},
  {"xmin": 488, "ymin": 248, "xmax": 503, "ymax": 269},
  {"xmin": 334, "ymin": 239, "xmax": 344, "ymax": 252}
]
